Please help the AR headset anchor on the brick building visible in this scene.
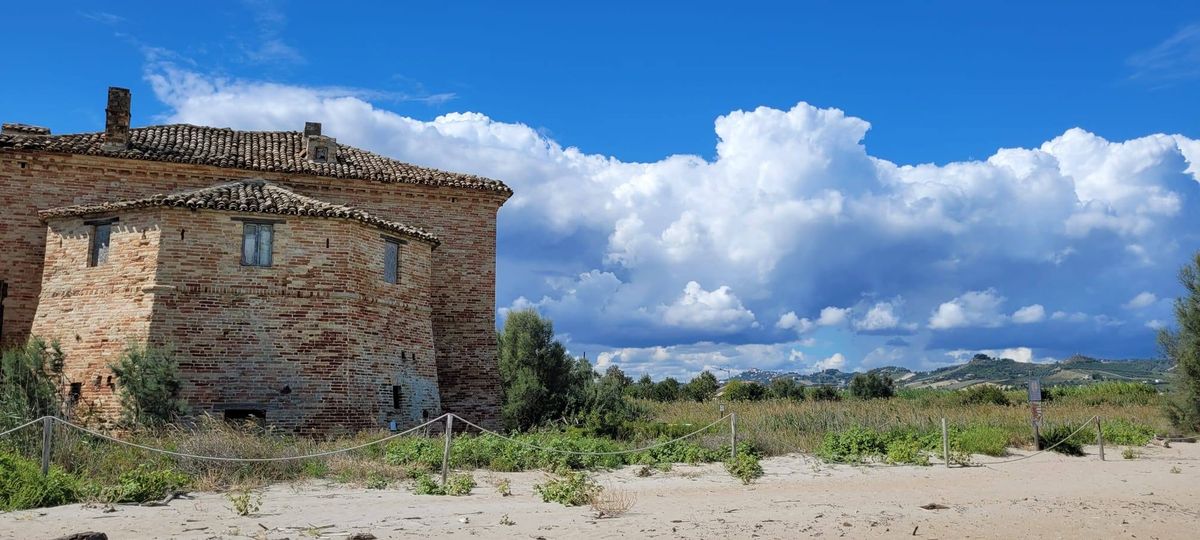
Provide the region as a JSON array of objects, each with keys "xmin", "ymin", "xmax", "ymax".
[{"xmin": 0, "ymin": 87, "xmax": 511, "ymax": 433}]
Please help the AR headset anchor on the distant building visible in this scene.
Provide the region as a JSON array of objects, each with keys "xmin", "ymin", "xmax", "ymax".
[{"xmin": 0, "ymin": 87, "xmax": 512, "ymax": 434}]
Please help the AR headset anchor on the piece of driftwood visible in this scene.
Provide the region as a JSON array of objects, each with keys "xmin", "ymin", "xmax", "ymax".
[{"xmin": 50, "ymin": 533, "xmax": 107, "ymax": 540}]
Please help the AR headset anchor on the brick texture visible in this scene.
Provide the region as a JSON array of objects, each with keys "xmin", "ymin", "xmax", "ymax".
[{"xmin": 1, "ymin": 150, "xmax": 507, "ymax": 432}]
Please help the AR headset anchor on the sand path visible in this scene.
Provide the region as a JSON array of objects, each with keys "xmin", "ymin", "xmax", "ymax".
[{"xmin": 2, "ymin": 442, "xmax": 1197, "ymax": 539}]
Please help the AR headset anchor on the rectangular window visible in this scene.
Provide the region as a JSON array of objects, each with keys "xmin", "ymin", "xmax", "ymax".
[
  {"xmin": 241, "ymin": 223, "xmax": 274, "ymax": 267},
  {"xmin": 392, "ymin": 385, "xmax": 402, "ymax": 409},
  {"xmin": 384, "ymin": 239, "xmax": 401, "ymax": 284},
  {"xmin": 88, "ymin": 223, "xmax": 112, "ymax": 267}
]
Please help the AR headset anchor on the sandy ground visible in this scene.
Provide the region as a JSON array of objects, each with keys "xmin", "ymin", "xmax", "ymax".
[{"xmin": 2, "ymin": 443, "xmax": 1198, "ymax": 540}]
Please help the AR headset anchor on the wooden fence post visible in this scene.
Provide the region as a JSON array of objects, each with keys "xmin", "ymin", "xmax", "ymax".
[
  {"xmin": 441, "ymin": 414, "xmax": 454, "ymax": 485},
  {"xmin": 1096, "ymin": 417, "xmax": 1105, "ymax": 461},
  {"xmin": 941, "ymin": 418, "xmax": 950, "ymax": 468},
  {"xmin": 730, "ymin": 412, "xmax": 737, "ymax": 459},
  {"xmin": 41, "ymin": 417, "xmax": 53, "ymax": 477}
]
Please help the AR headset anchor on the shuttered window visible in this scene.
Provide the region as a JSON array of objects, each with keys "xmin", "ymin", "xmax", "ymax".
[
  {"xmin": 88, "ymin": 222, "xmax": 112, "ymax": 267},
  {"xmin": 384, "ymin": 239, "xmax": 400, "ymax": 284},
  {"xmin": 241, "ymin": 223, "xmax": 274, "ymax": 267}
]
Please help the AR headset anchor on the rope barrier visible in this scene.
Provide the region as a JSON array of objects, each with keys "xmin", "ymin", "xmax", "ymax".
[
  {"xmin": 0, "ymin": 416, "xmax": 49, "ymax": 438},
  {"xmin": 46, "ymin": 413, "xmax": 450, "ymax": 462},
  {"xmin": 976, "ymin": 415, "xmax": 1100, "ymax": 466},
  {"xmin": 450, "ymin": 413, "xmax": 732, "ymax": 456}
]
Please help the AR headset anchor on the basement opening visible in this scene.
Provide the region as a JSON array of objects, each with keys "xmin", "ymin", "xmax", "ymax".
[{"xmin": 224, "ymin": 409, "xmax": 266, "ymax": 423}]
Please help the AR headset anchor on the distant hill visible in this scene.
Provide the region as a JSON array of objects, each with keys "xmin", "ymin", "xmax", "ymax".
[{"xmin": 729, "ymin": 354, "xmax": 1171, "ymax": 390}]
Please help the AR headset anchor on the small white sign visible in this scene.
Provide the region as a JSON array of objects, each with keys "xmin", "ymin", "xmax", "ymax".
[{"xmin": 1028, "ymin": 379, "xmax": 1042, "ymax": 402}]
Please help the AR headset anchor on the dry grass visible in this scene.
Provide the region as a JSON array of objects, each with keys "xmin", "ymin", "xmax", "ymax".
[
  {"xmin": 589, "ymin": 485, "xmax": 637, "ymax": 518},
  {"xmin": 642, "ymin": 395, "xmax": 1170, "ymax": 456}
]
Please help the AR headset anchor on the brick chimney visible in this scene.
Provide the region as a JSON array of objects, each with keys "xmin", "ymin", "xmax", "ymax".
[
  {"xmin": 103, "ymin": 87, "xmax": 131, "ymax": 151},
  {"xmin": 303, "ymin": 121, "xmax": 338, "ymax": 164}
]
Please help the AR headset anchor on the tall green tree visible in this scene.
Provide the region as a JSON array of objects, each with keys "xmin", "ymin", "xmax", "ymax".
[
  {"xmin": 768, "ymin": 377, "xmax": 806, "ymax": 401},
  {"xmin": 0, "ymin": 337, "xmax": 65, "ymax": 428},
  {"xmin": 848, "ymin": 372, "xmax": 895, "ymax": 399},
  {"xmin": 1161, "ymin": 251, "xmax": 1200, "ymax": 432},
  {"xmin": 110, "ymin": 344, "xmax": 188, "ymax": 427},
  {"xmin": 684, "ymin": 371, "xmax": 719, "ymax": 402},
  {"xmin": 498, "ymin": 309, "xmax": 578, "ymax": 431}
]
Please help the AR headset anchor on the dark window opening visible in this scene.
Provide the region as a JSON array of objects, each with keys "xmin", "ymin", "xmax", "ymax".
[
  {"xmin": 224, "ymin": 409, "xmax": 266, "ymax": 422},
  {"xmin": 69, "ymin": 382, "xmax": 82, "ymax": 402},
  {"xmin": 325, "ymin": 238, "xmax": 330, "ymax": 249},
  {"xmin": 392, "ymin": 385, "xmax": 402, "ymax": 409},
  {"xmin": 314, "ymin": 145, "xmax": 328, "ymax": 163},
  {"xmin": 180, "ymin": 229, "xmax": 186, "ymax": 241},
  {"xmin": 88, "ymin": 223, "xmax": 112, "ymax": 267},
  {"xmin": 241, "ymin": 222, "xmax": 274, "ymax": 267},
  {"xmin": 384, "ymin": 239, "xmax": 401, "ymax": 284}
]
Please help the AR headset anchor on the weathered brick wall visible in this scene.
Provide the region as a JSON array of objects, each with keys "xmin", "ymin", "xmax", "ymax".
[
  {"xmin": 30, "ymin": 209, "xmax": 162, "ymax": 423},
  {"xmin": 0, "ymin": 150, "xmax": 506, "ymax": 429}
]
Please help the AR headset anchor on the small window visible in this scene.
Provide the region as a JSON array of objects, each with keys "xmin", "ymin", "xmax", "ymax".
[
  {"xmin": 69, "ymin": 382, "xmax": 82, "ymax": 402},
  {"xmin": 313, "ymin": 145, "xmax": 328, "ymax": 163},
  {"xmin": 384, "ymin": 240, "xmax": 401, "ymax": 284},
  {"xmin": 392, "ymin": 385, "xmax": 402, "ymax": 409},
  {"xmin": 88, "ymin": 223, "xmax": 112, "ymax": 267},
  {"xmin": 241, "ymin": 223, "xmax": 274, "ymax": 267},
  {"xmin": 224, "ymin": 409, "xmax": 266, "ymax": 422}
]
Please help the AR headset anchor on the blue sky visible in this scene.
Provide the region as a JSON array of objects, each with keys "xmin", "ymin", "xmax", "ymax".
[{"xmin": 5, "ymin": 1, "xmax": 1200, "ymax": 378}]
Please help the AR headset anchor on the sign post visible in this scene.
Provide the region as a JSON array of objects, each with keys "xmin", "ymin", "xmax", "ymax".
[{"xmin": 1028, "ymin": 379, "xmax": 1043, "ymax": 450}]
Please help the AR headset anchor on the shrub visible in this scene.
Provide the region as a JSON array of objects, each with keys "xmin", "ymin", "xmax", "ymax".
[
  {"xmin": 817, "ymin": 426, "xmax": 887, "ymax": 463},
  {"xmin": 723, "ymin": 380, "xmax": 767, "ymax": 401},
  {"xmin": 724, "ymin": 452, "xmax": 764, "ymax": 484},
  {"xmin": 809, "ymin": 385, "xmax": 841, "ymax": 401},
  {"xmin": 495, "ymin": 477, "xmax": 512, "ymax": 496},
  {"xmin": 767, "ymin": 378, "xmax": 806, "ymax": 401},
  {"xmin": 0, "ymin": 337, "xmax": 65, "ymax": 428},
  {"xmin": 1039, "ymin": 424, "xmax": 1087, "ymax": 456},
  {"xmin": 589, "ymin": 485, "xmax": 637, "ymax": 517},
  {"xmin": 1122, "ymin": 447, "xmax": 1140, "ymax": 460},
  {"xmin": 959, "ymin": 385, "xmax": 1011, "ymax": 406},
  {"xmin": 0, "ymin": 451, "xmax": 78, "ymax": 511},
  {"xmin": 411, "ymin": 472, "xmax": 475, "ymax": 496},
  {"xmin": 498, "ymin": 309, "xmax": 579, "ymax": 431},
  {"xmin": 683, "ymin": 371, "xmax": 719, "ymax": 402},
  {"xmin": 952, "ymin": 425, "xmax": 1008, "ymax": 457},
  {"xmin": 885, "ymin": 438, "xmax": 930, "ymax": 465},
  {"xmin": 1100, "ymin": 418, "xmax": 1156, "ymax": 446},
  {"xmin": 1159, "ymin": 251, "xmax": 1200, "ymax": 432},
  {"xmin": 534, "ymin": 471, "xmax": 599, "ymax": 506},
  {"xmin": 109, "ymin": 344, "xmax": 189, "ymax": 427},
  {"xmin": 226, "ymin": 488, "xmax": 262, "ymax": 516},
  {"xmin": 101, "ymin": 465, "xmax": 191, "ymax": 503},
  {"xmin": 848, "ymin": 373, "xmax": 895, "ymax": 400}
]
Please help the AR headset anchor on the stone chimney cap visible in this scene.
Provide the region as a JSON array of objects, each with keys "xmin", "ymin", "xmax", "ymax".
[
  {"xmin": 2, "ymin": 123, "xmax": 51, "ymax": 137},
  {"xmin": 304, "ymin": 122, "xmax": 322, "ymax": 137}
]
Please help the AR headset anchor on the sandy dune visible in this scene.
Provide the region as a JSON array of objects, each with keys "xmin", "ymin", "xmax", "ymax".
[{"xmin": 2, "ymin": 442, "xmax": 1197, "ymax": 539}]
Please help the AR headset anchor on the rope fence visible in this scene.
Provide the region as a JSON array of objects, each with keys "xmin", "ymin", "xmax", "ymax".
[{"xmin": 0, "ymin": 411, "xmax": 1115, "ymax": 480}]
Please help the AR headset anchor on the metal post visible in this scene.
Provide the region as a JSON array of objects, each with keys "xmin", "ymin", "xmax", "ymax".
[
  {"xmin": 941, "ymin": 418, "xmax": 949, "ymax": 468},
  {"xmin": 730, "ymin": 412, "xmax": 737, "ymax": 459},
  {"xmin": 441, "ymin": 414, "xmax": 454, "ymax": 485},
  {"xmin": 41, "ymin": 417, "xmax": 53, "ymax": 477},
  {"xmin": 1096, "ymin": 417, "xmax": 1105, "ymax": 461}
]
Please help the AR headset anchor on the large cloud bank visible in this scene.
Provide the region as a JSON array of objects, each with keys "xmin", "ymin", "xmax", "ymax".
[{"xmin": 146, "ymin": 64, "xmax": 1200, "ymax": 379}]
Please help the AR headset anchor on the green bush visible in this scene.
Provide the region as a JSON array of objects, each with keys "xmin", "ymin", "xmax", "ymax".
[
  {"xmin": 952, "ymin": 425, "xmax": 1009, "ymax": 457},
  {"xmin": 848, "ymin": 373, "xmax": 894, "ymax": 400},
  {"xmin": 1039, "ymin": 424, "xmax": 1087, "ymax": 456},
  {"xmin": 809, "ymin": 385, "xmax": 841, "ymax": 401},
  {"xmin": 1100, "ymin": 418, "xmax": 1156, "ymax": 446},
  {"xmin": 724, "ymin": 452, "xmax": 764, "ymax": 483},
  {"xmin": 817, "ymin": 426, "xmax": 888, "ymax": 463},
  {"xmin": 959, "ymin": 385, "xmax": 1011, "ymax": 406},
  {"xmin": 410, "ymin": 472, "xmax": 475, "ymax": 496},
  {"xmin": 0, "ymin": 451, "xmax": 78, "ymax": 511},
  {"xmin": 885, "ymin": 438, "xmax": 930, "ymax": 465},
  {"xmin": 101, "ymin": 465, "xmax": 192, "ymax": 503},
  {"xmin": 0, "ymin": 338, "xmax": 66, "ymax": 429},
  {"xmin": 534, "ymin": 471, "xmax": 599, "ymax": 506},
  {"xmin": 109, "ymin": 344, "xmax": 189, "ymax": 427},
  {"xmin": 723, "ymin": 380, "xmax": 767, "ymax": 401},
  {"xmin": 767, "ymin": 378, "xmax": 806, "ymax": 401}
]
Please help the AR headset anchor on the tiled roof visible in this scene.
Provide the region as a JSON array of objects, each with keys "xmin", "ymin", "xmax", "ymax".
[
  {"xmin": 0, "ymin": 124, "xmax": 510, "ymax": 195},
  {"xmin": 39, "ymin": 179, "xmax": 440, "ymax": 245}
]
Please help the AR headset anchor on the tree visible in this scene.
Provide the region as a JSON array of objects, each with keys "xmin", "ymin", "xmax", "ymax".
[
  {"xmin": 498, "ymin": 309, "xmax": 577, "ymax": 431},
  {"xmin": 848, "ymin": 372, "xmax": 895, "ymax": 399},
  {"xmin": 1161, "ymin": 251, "xmax": 1200, "ymax": 432},
  {"xmin": 0, "ymin": 337, "xmax": 65, "ymax": 429},
  {"xmin": 723, "ymin": 380, "xmax": 767, "ymax": 401},
  {"xmin": 627, "ymin": 374, "xmax": 655, "ymax": 400},
  {"xmin": 683, "ymin": 371, "xmax": 719, "ymax": 402},
  {"xmin": 650, "ymin": 377, "xmax": 682, "ymax": 402},
  {"xmin": 110, "ymin": 344, "xmax": 188, "ymax": 427},
  {"xmin": 809, "ymin": 385, "xmax": 841, "ymax": 401},
  {"xmin": 767, "ymin": 377, "xmax": 806, "ymax": 401},
  {"xmin": 602, "ymin": 365, "xmax": 632, "ymax": 389}
]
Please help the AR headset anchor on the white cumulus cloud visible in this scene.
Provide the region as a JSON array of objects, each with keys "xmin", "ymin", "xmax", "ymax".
[
  {"xmin": 1011, "ymin": 304, "xmax": 1046, "ymax": 324},
  {"xmin": 928, "ymin": 289, "xmax": 1008, "ymax": 329},
  {"xmin": 1124, "ymin": 292, "xmax": 1158, "ymax": 310}
]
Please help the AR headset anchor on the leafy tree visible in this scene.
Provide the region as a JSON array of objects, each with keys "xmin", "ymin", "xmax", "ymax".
[
  {"xmin": 0, "ymin": 338, "xmax": 65, "ymax": 428},
  {"xmin": 1161, "ymin": 251, "xmax": 1200, "ymax": 432},
  {"xmin": 809, "ymin": 385, "xmax": 841, "ymax": 401},
  {"xmin": 650, "ymin": 377, "xmax": 682, "ymax": 402},
  {"xmin": 683, "ymin": 371, "xmax": 719, "ymax": 402},
  {"xmin": 848, "ymin": 372, "xmax": 895, "ymax": 400},
  {"xmin": 575, "ymin": 369, "xmax": 640, "ymax": 438},
  {"xmin": 959, "ymin": 384, "xmax": 1010, "ymax": 406},
  {"xmin": 110, "ymin": 344, "xmax": 188, "ymax": 427},
  {"xmin": 628, "ymin": 374, "xmax": 656, "ymax": 400},
  {"xmin": 767, "ymin": 377, "xmax": 806, "ymax": 401},
  {"xmin": 723, "ymin": 380, "xmax": 767, "ymax": 401},
  {"xmin": 498, "ymin": 309, "xmax": 577, "ymax": 431},
  {"xmin": 602, "ymin": 365, "xmax": 632, "ymax": 389}
]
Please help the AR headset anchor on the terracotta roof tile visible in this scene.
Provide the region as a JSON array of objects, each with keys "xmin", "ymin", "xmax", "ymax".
[
  {"xmin": 1, "ymin": 124, "xmax": 510, "ymax": 195},
  {"xmin": 39, "ymin": 179, "xmax": 440, "ymax": 245}
]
